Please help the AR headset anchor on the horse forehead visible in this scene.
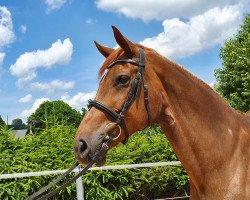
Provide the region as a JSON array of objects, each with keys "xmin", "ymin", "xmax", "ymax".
[{"xmin": 99, "ymin": 49, "xmax": 124, "ymax": 76}]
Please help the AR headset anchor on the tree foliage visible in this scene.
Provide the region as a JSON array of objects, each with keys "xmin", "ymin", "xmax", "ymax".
[
  {"xmin": 0, "ymin": 118, "xmax": 75, "ymax": 199},
  {"xmin": 81, "ymin": 107, "xmax": 87, "ymax": 118},
  {"xmin": 10, "ymin": 118, "xmax": 27, "ymax": 130},
  {"xmin": 215, "ymin": 14, "xmax": 250, "ymax": 112},
  {"xmin": 0, "ymin": 115, "xmax": 5, "ymax": 127},
  {"xmin": 12, "ymin": 118, "xmax": 23, "ymax": 126},
  {"xmin": 28, "ymin": 100, "xmax": 82, "ymax": 130}
]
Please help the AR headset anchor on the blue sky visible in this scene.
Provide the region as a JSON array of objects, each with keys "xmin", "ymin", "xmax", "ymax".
[{"xmin": 0, "ymin": 0, "xmax": 249, "ymax": 123}]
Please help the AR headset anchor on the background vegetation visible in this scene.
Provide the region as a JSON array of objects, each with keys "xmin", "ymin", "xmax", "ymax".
[
  {"xmin": 0, "ymin": 116, "xmax": 5, "ymax": 127},
  {"xmin": 8, "ymin": 118, "xmax": 27, "ymax": 130},
  {"xmin": 0, "ymin": 119, "xmax": 188, "ymax": 200},
  {"xmin": 28, "ymin": 100, "xmax": 82, "ymax": 131},
  {"xmin": 215, "ymin": 13, "xmax": 250, "ymax": 112}
]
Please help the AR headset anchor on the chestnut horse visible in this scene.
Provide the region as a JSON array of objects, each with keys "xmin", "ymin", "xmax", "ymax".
[{"xmin": 74, "ymin": 26, "xmax": 250, "ymax": 199}]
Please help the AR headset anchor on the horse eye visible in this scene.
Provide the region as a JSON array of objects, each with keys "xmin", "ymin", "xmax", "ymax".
[{"xmin": 116, "ymin": 75, "xmax": 130, "ymax": 85}]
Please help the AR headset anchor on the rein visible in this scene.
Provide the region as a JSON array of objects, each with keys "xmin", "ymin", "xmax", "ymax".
[
  {"xmin": 88, "ymin": 48, "xmax": 151, "ymax": 143},
  {"xmin": 26, "ymin": 138, "xmax": 112, "ymax": 200},
  {"xmin": 27, "ymin": 48, "xmax": 151, "ymax": 199}
]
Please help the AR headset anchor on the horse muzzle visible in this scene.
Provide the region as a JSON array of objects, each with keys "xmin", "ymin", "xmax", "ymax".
[{"xmin": 74, "ymin": 123, "xmax": 122, "ymax": 166}]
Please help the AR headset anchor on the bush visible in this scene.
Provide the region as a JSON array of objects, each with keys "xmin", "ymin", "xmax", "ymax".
[{"xmin": 0, "ymin": 122, "xmax": 189, "ymax": 199}]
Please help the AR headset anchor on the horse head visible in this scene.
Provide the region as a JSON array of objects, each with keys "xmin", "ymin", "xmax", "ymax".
[{"xmin": 74, "ymin": 26, "xmax": 164, "ymax": 166}]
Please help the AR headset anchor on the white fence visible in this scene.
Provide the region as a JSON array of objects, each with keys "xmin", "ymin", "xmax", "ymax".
[{"xmin": 0, "ymin": 161, "xmax": 184, "ymax": 200}]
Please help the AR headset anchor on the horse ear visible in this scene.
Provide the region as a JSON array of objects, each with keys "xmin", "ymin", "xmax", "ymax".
[
  {"xmin": 94, "ymin": 41, "xmax": 114, "ymax": 58},
  {"xmin": 112, "ymin": 26, "xmax": 137, "ymax": 56}
]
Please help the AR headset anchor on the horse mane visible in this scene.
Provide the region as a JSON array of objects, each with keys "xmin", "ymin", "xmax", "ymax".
[
  {"xmin": 148, "ymin": 48, "xmax": 218, "ymax": 95},
  {"xmin": 165, "ymin": 55, "xmax": 250, "ymax": 119},
  {"xmin": 147, "ymin": 48, "xmax": 244, "ymax": 115}
]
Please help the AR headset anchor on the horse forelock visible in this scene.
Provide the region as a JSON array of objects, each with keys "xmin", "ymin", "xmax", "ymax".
[
  {"xmin": 98, "ymin": 48, "xmax": 124, "ymax": 78},
  {"xmin": 98, "ymin": 44, "xmax": 147, "ymax": 78}
]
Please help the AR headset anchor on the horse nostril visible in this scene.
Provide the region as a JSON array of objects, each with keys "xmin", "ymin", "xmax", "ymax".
[{"xmin": 78, "ymin": 139, "xmax": 88, "ymax": 154}]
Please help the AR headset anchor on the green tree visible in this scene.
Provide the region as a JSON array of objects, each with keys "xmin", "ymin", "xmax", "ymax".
[
  {"xmin": 81, "ymin": 107, "xmax": 87, "ymax": 118},
  {"xmin": 28, "ymin": 100, "xmax": 82, "ymax": 130},
  {"xmin": 215, "ymin": 14, "xmax": 250, "ymax": 112},
  {"xmin": 10, "ymin": 118, "xmax": 27, "ymax": 130},
  {"xmin": 12, "ymin": 118, "xmax": 23, "ymax": 126},
  {"xmin": 0, "ymin": 115, "xmax": 5, "ymax": 127}
]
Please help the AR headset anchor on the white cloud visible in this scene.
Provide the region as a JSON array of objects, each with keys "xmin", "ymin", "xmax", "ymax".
[
  {"xmin": 10, "ymin": 38, "xmax": 73, "ymax": 87},
  {"xmin": 0, "ymin": 52, "xmax": 5, "ymax": 76},
  {"xmin": 96, "ymin": 0, "xmax": 247, "ymax": 21},
  {"xmin": 97, "ymin": 0, "xmax": 249, "ymax": 58},
  {"xmin": 19, "ymin": 94, "xmax": 32, "ymax": 103},
  {"xmin": 45, "ymin": 0, "xmax": 67, "ymax": 13},
  {"xmin": 141, "ymin": 4, "xmax": 245, "ymax": 59},
  {"xmin": 61, "ymin": 91, "xmax": 96, "ymax": 111},
  {"xmin": 0, "ymin": 6, "xmax": 15, "ymax": 49},
  {"xmin": 21, "ymin": 97, "xmax": 50, "ymax": 118},
  {"xmin": 17, "ymin": 72, "xmax": 37, "ymax": 87},
  {"xmin": 19, "ymin": 25, "xmax": 27, "ymax": 34},
  {"xmin": 86, "ymin": 18, "xmax": 94, "ymax": 25},
  {"xmin": 30, "ymin": 80, "xmax": 74, "ymax": 93},
  {"xmin": 0, "ymin": 6, "xmax": 14, "ymax": 76}
]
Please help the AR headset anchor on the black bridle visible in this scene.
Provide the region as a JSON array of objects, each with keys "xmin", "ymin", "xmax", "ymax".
[
  {"xmin": 88, "ymin": 48, "xmax": 151, "ymax": 144},
  {"xmin": 26, "ymin": 48, "xmax": 151, "ymax": 199}
]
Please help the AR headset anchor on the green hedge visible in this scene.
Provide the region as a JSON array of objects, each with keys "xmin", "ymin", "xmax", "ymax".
[{"xmin": 0, "ymin": 123, "xmax": 189, "ymax": 199}]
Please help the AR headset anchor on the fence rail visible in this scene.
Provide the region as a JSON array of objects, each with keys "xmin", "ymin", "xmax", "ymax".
[
  {"xmin": 0, "ymin": 161, "xmax": 184, "ymax": 200},
  {"xmin": 0, "ymin": 161, "xmax": 181, "ymax": 179}
]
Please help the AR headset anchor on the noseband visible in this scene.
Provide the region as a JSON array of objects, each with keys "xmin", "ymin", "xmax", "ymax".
[{"xmin": 88, "ymin": 48, "xmax": 151, "ymax": 144}]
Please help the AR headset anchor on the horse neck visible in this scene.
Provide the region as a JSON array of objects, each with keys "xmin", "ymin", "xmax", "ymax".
[{"xmin": 150, "ymin": 52, "xmax": 239, "ymax": 187}]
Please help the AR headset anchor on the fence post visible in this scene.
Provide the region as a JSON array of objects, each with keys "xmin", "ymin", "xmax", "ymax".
[{"xmin": 75, "ymin": 166, "xmax": 84, "ymax": 200}]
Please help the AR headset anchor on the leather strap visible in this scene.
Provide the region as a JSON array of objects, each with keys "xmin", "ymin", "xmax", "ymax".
[
  {"xmin": 26, "ymin": 162, "xmax": 80, "ymax": 200},
  {"xmin": 35, "ymin": 160, "xmax": 95, "ymax": 200},
  {"xmin": 88, "ymin": 100, "xmax": 120, "ymax": 120},
  {"xmin": 139, "ymin": 48, "xmax": 145, "ymax": 66},
  {"xmin": 107, "ymin": 59, "xmax": 144, "ymax": 69}
]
